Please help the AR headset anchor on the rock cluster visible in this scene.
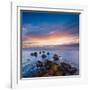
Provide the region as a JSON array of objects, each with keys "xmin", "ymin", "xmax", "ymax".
[
  {"xmin": 38, "ymin": 61, "xmax": 77, "ymax": 77},
  {"xmin": 22, "ymin": 51, "xmax": 78, "ymax": 78}
]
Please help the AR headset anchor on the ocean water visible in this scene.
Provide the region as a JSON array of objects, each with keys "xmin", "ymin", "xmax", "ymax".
[{"xmin": 21, "ymin": 46, "xmax": 79, "ymax": 77}]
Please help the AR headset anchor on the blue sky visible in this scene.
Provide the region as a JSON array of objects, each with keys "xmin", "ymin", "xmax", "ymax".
[{"xmin": 21, "ymin": 10, "xmax": 79, "ymax": 48}]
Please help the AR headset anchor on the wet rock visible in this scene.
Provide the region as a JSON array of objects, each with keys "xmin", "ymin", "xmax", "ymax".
[
  {"xmin": 33, "ymin": 52, "xmax": 38, "ymax": 57},
  {"xmin": 36, "ymin": 61, "xmax": 43, "ymax": 67},
  {"xmin": 68, "ymin": 67, "xmax": 77, "ymax": 75},
  {"xmin": 22, "ymin": 56, "xmax": 78, "ymax": 78},
  {"xmin": 39, "ymin": 51, "xmax": 41, "ymax": 54},
  {"xmin": 30, "ymin": 53, "xmax": 34, "ymax": 56},
  {"xmin": 39, "ymin": 61, "xmax": 62, "ymax": 76},
  {"xmin": 47, "ymin": 52, "xmax": 50, "ymax": 55},
  {"xmin": 53, "ymin": 54, "xmax": 59, "ymax": 61},
  {"xmin": 61, "ymin": 62, "xmax": 71, "ymax": 70},
  {"xmin": 60, "ymin": 62, "xmax": 77, "ymax": 75},
  {"xmin": 41, "ymin": 54, "xmax": 47, "ymax": 59}
]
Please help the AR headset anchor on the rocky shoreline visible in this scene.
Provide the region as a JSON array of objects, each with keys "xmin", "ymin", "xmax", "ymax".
[
  {"xmin": 39, "ymin": 61, "xmax": 78, "ymax": 77},
  {"xmin": 22, "ymin": 60, "xmax": 78, "ymax": 78},
  {"xmin": 22, "ymin": 51, "xmax": 79, "ymax": 78}
]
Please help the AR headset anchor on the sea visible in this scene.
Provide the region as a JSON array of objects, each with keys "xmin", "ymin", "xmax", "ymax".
[{"xmin": 21, "ymin": 44, "xmax": 79, "ymax": 77}]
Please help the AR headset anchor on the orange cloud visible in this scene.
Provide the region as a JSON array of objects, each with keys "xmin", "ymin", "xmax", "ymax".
[{"xmin": 22, "ymin": 32, "xmax": 79, "ymax": 48}]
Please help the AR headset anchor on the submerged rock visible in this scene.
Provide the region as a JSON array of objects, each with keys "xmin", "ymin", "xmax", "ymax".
[{"xmin": 42, "ymin": 51, "xmax": 45, "ymax": 53}]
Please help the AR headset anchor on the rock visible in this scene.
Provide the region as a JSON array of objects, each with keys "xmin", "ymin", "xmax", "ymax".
[
  {"xmin": 39, "ymin": 62, "xmax": 62, "ymax": 76},
  {"xmin": 60, "ymin": 62, "xmax": 77, "ymax": 75},
  {"xmin": 33, "ymin": 52, "xmax": 38, "ymax": 57},
  {"xmin": 50, "ymin": 64, "xmax": 59, "ymax": 72},
  {"xmin": 39, "ymin": 51, "xmax": 41, "ymax": 54},
  {"xmin": 67, "ymin": 67, "xmax": 77, "ymax": 75},
  {"xmin": 36, "ymin": 61, "xmax": 43, "ymax": 67},
  {"xmin": 41, "ymin": 54, "xmax": 47, "ymax": 59},
  {"xmin": 47, "ymin": 52, "xmax": 50, "ymax": 55},
  {"xmin": 30, "ymin": 53, "xmax": 34, "ymax": 56},
  {"xmin": 23, "ymin": 57, "xmax": 78, "ymax": 77},
  {"xmin": 61, "ymin": 62, "xmax": 72, "ymax": 69},
  {"xmin": 53, "ymin": 54, "xmax": 59, "ymax": 61}
]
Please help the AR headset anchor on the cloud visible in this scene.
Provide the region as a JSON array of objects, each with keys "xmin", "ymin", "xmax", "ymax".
[
  {"xmin": 22, "ymin": 22, "xmax": 79, "ymax": 39},
  {"xmin": 22, "ymin": 30, "xmax": 79, "ymax": 48}
]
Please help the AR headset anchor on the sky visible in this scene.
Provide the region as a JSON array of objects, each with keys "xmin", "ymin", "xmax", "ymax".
[{"xmin": 21, "ymin": 10, "xmax": 79, "ymax": 48}]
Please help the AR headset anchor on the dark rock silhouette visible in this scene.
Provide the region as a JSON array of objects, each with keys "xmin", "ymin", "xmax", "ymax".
[
  {"xmin": 53, "ymin": 54, "xmax": 59, "ymax": 61},
  {"xmin": 33, "ymin": 52, "xmax": 38, "ymax": 57},
  {"xmin": 41, "ymin": 54, "xmax": 47, "ymax": 59},
  {"xmin": 30, "ymin": 53, "xmax": 34, "ymax": 56},
  {"xmin": 39, "ymin": 51, "xmax": 41, "ymax": 54},
  {"xmin": 60, "ymin": 62, "xmax": 77, "ymax": 75},
  {"xmin": 30, "ymin": 52, "xmax": 38, "ymax": 57},
  {"xmin": 47, "ymin": 52, "xmax": 50, "ymax": 55},
  {"xmin": 36, "ymin": 61, "xmax": 43, "ymax": 67}
]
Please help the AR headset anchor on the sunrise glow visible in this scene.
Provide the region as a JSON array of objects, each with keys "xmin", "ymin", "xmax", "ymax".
[
  {"xmin": 22, "ymin": 34, "xmax": 79, "ymax": 48},
  {"xmin": 21, "ymin": 11, "xmax": 79, "ymax": 48}
]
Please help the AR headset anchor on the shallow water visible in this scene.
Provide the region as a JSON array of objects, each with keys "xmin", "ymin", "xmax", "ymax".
[{"xmin": 21, "ymin": 47, "xmax": 79, "ymax": 77}]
